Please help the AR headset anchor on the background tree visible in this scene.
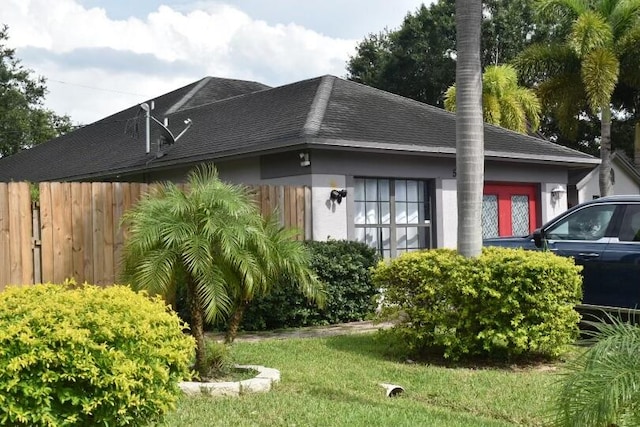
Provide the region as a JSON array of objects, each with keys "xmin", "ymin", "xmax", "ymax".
[
  {"xmin": 0, "ymin": 25, "xmax": 72, "ymax": 157},
  {"xmin": 445, "ymin": 64, "xmax": 541, "ymax": 133},
  {"xmin": 349, "ymin": 2, "xmax": 457, "ymax": 107},
  {"xmin": 515, "ymin": 0, "xmax": 640, "ymax": 196},
  {"xmin": 346, "ymin": 0, "xmax": 554, "ymax": 108},
  {"xmin": 455, "ymin": 0, "xmax": 484, "ymax": 257},
  {"xmin": 346, "ymin": 0, "xmax": 640, "ymax": 160},
  {"xmin": 121, "ymin": 165, "xmax": 324, "ymax": 377}
]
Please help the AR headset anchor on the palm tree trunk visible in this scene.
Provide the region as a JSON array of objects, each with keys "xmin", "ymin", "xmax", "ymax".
[
  {"xmin": 187, "ymin": 277, "xmax": 207, "ymax": 377},
  {"xmin": 599, "ymin": 106, "xmax": 613, "ymax": 197},
  {"xmin": 634, "ymin": 122, "xmax": 640, "ymax": 169},
  {"xmin": 225, "ymin": 300, "xmax": 248, "ymax": 344},
  {"xmin": 455, "ymin": 0, "xmax": 485, "ymax": 257}
]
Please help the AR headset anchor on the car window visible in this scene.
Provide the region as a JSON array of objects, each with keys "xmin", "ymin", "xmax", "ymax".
[
  {"xmin": 546, "ymin": 204, "xmax": 616, "ymax": 241},
  {"xmin": 618, "ymin": 205, "xmax": 640, "ymax": 242}
]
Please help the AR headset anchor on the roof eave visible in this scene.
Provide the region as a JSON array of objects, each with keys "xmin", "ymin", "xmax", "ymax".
[{"xmin": 310, "ymin": 138, "xmax": 601, "ymax": 167}]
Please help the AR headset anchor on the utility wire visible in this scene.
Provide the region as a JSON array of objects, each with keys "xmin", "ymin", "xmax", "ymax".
[{"xmin": 48, "ymin": 79, "xmax": 152, "ymax": 98}]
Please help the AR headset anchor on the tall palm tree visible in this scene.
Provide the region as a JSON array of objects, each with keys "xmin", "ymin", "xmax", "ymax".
[
  {"xmin": 516, "ymin": 0, "xmax": 640, "ymax": 197},
  {"xmin": 445, "ymin": 64, "xmax": 541, "ymax": 134},
  {"xmin": 121, "ymin": 165, "xmax": 324, "ymax": 376},
  {"xmin": 455, "ymin": 0, "xmax": 485, "ymax": 257}
]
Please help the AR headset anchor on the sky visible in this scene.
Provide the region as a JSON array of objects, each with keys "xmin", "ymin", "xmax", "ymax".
[{"xmin": 3, "ymin": 0, "xmax": 432, "ymax": 125}]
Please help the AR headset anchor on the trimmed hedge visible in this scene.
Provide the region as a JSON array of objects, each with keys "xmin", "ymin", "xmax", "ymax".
[
  {"xmin": 241, "ymin": 240, "xmax": 380, "ymax": 330},
  {"xmin": 0, "ymin": 282, "xmax": 194, "ymax": 427},
  {"xmin": 373, "ymin": 247, "xmax": 583, "ymax": 360}
]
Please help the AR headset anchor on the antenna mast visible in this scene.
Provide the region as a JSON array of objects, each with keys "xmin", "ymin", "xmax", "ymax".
[{"xmin": 139, "ymin": 101, "xmax": 155, "ymax": 154}]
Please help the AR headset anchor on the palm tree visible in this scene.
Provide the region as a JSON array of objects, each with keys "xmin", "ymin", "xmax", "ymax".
[
  {"xmin": 444, "ymin": 64, "xmax": 541, "ymax": 134},
  {"xmin": 515, "ymin": 0, "xmax": 640, "ymax": 197},
  {"xmin": 455, "ymin": 0, "xmax": 485, "ymax": 257},
  {"xmin": 224, "ymin": 214, "xmax": 325, "ymax": 343},
  {"xmin": 553, "ymin": 315, "xmax": 640, "ymax": 426},
  {"xmin": 121, "ymin": 165, "xmax": 324, "ymax": 376}
]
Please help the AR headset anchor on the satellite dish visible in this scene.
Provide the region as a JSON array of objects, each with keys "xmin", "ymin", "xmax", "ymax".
[
  {"xmin": 150, "ymin": 117, "xmax": 193, "ymax": 145},
  {"xmin": 137, "ymin": 101, "xmax": 193, "ymax": 155}
]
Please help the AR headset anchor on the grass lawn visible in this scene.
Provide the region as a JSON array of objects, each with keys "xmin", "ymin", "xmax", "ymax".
[{"xmin": 160, "ymin": 333, "xmax": 565, "ymax": 427}]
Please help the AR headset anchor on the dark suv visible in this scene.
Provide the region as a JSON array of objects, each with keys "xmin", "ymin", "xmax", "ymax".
[{"xmin": 484, "ymin": 195, "xmax": 640, "ymax": 312}]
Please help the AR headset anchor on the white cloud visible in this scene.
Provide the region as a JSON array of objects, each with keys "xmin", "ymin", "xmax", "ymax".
[{"xmin": 3, "ymin": 0, "xmax": 357, "ymax": 124}]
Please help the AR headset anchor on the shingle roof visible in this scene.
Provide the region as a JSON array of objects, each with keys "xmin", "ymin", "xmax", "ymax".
[{"xmin": 0, "ymin": 75, "xmax": 598, "ymax": 182}]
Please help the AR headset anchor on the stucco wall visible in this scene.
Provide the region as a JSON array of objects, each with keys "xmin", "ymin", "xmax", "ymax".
[
  {"xmin": 578, "ymin": 163, "xmax": 640, "ymax": 203},
  {"xmin": 310, "ymin": 174, "xmax": 348, "ymax": 241},
  {"xmin": 137, "ymin": 149, "xmax": 587, "ymax": 249},
  {"xmin": 247, "ymin": 151, "xmax": 576, "ymax": 247},
  {"xmin": 542, "ymin": 182, "xmax": 569, "ymax": 221},
  {"xmin": 613, "ymin": 166, "xmax": 640, "ymax": 195},
  {"xmin": 438, "ymin": 179, "xmax": 458, "ymax": 248}
]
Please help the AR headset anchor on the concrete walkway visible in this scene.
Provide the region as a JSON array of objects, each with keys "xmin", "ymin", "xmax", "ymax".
[{"xmin": 207, "ymin": 320, "xmax": 393, "ymax": 343}]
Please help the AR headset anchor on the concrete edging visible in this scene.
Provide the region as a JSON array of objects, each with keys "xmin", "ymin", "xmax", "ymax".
[{"xmin": 179, "ymin": 365, "xmax": 280, "ymax": 397}]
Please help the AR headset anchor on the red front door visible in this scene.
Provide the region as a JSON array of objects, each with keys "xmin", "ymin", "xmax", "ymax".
[{"xmin": 483, "ymin": 183, "xmax": 538, "ymax": 238}]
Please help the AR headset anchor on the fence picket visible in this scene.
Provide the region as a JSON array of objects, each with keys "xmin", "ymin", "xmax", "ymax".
[
  {"xmin": 18, "ymin": 183, "xmax": 33, "ymax": 284},
  {"xmin": 39, "ymin": 183, "xmax": 54, "ymax": 283},
  {"xmin": 0, "ymin": 184, "xmax": 10, "ymax": 289}
]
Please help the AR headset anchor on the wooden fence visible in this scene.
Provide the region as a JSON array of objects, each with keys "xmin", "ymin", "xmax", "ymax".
[{"xmin": 0, "ymin": 182, "xmax": 310, "ymax": 290}]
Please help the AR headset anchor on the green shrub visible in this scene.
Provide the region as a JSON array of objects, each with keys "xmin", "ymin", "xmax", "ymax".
[
  {"xmin": 0, "ymin": 282, "xmax": 195, "ymax": 427},
  {"xmin": 241, "ymin": 240, "xmax": 380, "ymax": 330},
  {"xmin": 202, "ymin": 341, "xmax": 233, "ymax": 380},
  {"xmin": 373, "ymin": 247, "xmax": 583, "ymax": 361}
]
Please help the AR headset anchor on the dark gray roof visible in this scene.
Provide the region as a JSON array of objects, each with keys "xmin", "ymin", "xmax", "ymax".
[{"xmin": 0, "ymin": 75, "xmax": 598, "ymax": 182}]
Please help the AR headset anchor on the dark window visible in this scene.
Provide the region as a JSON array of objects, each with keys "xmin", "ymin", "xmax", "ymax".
[{"xmin": 618, "ymin": 205, "xmax": 640, "ymax": 242}]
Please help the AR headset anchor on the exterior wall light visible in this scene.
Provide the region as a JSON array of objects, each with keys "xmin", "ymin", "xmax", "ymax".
[
  {"xmin": 551, "ymin": 185, "xmax": 566, "ymax": 202},
  {"xmin": 330, "ymin": 189, "xmax": 347, "ymax": 204},
  {"xmin": 299, "ymin": 152, "xmax": 310, "ymax": 167}
]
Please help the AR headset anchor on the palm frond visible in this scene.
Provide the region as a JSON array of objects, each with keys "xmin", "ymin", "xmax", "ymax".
[
  {"xmin": 616, "ymin": 26, "xmax": 640, "ymax": 87},
  {"xmin": 498, "ymin": 95, "xmax": 528, "ymax": 134},
  {"xmin": 444, "ymin": 85, "xmax": 456, "ymax": 112},
  {"xmin": 537, "ymin": 74, "xmax": 586, "ymax": 138},
  {"xmin": 483, "ymin": 65, "xmax": 518, "ymax": 98},
  {"xmin": 514, "ymin": 87, "xmax": 542, "ymax": 132},
  {"xmin": 536, "ymin": 0, "xmax": 589, "ymax": 21},
  {"xmin": 606, "ymin": 0, "xmax": 640, "ymax": 38},
  {"xmin": 126, "ymin": 247, "xmax": 179, "ymax": 296},
  {"xmin": 553, "ymin": 316, "xmax": 640, "ymax": 426},
  {"xmin": 483, "ymin": 95, "xmax": 502, "ymax": 126},
  {"xmin": 195, "ymin": 266, "xmax": 233, "ymax": 323},
  {"xmin": 514, "ymin": 44, "xmax": 580, "ymax": 82},
  {"xmin": 581, "ymin": 47, "xmax": 619, "ymax": 112},
  {"xmin": 569, "ymin": 11, "xmax": 613, "ymax": 56}
]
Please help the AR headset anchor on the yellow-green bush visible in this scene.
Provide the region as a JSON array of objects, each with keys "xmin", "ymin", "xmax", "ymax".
[
  {"xmin": 0, "ymin": 282, "xmax": 195, "ymax": 426},
  {"xmin": 374, "ymin": 247, "xmax": 583, "ymax": 360}
]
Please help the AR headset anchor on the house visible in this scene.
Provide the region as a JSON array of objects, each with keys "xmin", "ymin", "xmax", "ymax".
[
  {"xmin": 0, "ymin": 75, "xmax": 600, "ymax": 257},
  {"xmin": 568, "ymin": 150, "xmax": 640, "ymax": 206}
]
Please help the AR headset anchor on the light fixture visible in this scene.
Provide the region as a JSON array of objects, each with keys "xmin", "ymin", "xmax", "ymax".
[
  {"xmin": 299, "ymin": 152, "xmax": 310, "ymax": 167},
  {"xmin": 330, "ymin": 189, "xmax": 347, "ymax": 204},
  {"xmin": 551, "ymin": 185, "xmax": 566, "ymax": 202}
]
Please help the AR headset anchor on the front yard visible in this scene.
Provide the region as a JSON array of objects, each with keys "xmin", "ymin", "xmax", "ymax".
[{"xmin": 161, "ymin": 333, "xmax": 565, "ymax": 426}]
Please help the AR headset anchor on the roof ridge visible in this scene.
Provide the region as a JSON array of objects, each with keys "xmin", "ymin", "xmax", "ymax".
[
  {"xmin": 302, "ymin": 75, "xmax": 335, "ymax": 137},
  {"xmin": 164, "ymin": 77, "xmax": 212, "ymax": 116}
]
